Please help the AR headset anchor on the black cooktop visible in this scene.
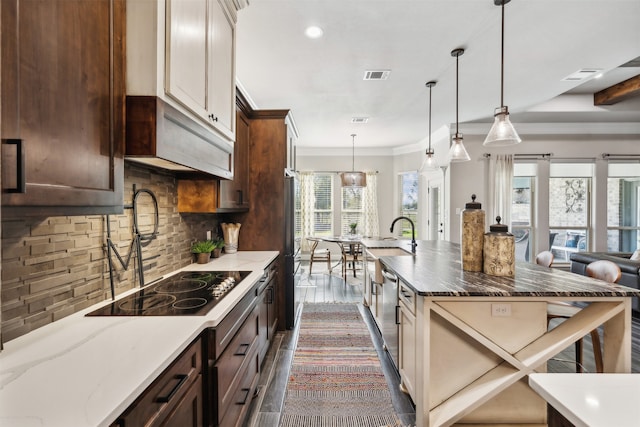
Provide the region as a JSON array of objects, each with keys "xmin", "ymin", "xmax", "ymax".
[{"xmin": 86, "ymin": 271, "xmax": 252, "ymax": 316}]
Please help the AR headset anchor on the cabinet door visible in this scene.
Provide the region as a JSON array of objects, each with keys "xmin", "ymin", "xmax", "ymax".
[
  {"xmin": 166, "ymin": 0, "xmax": 235, "ymax": 141},
  {"xmin": 218, "ymin": 109, "xmax": 249, "ymax": 210},
  {"xmin": 1, "ymin": 0, "xmax": 124, "ymax": 216},
  {"xmin": 165, "ymin": 0, "xmax": 208, "ymax": 114},
  {"xmin": 399, "ymin": 302, "xmax": 416, "ymax": 400},
  {"xmin": 158, "ymin": 375, "xmax": 203, "ymax": 427},
  {"xmin": 207, "ymin": 0, "xmax": 235, "ymax": 140}
]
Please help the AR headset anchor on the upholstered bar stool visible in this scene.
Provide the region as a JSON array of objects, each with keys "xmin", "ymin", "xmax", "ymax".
[{"xmin": 546, "ymin": 259, "xmax": 621, "ymax": 373}]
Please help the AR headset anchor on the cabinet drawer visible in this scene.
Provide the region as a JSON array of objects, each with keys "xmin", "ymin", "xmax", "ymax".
[
  {"xmin": 214, "ymin": 305, "xmax": 259, "ymax": 422},
  {"xmin": 218, "ymin": 347, "xmax": 260, "ymax": 427},
  {"xmin": 208, "ymin": 281, "xmax": 258, "ymax": 360},
  {"xmin": 399, "ymin": 281, "xmax": 416, "ymax": 315},
  {"xmin": 159, "ymin": 374, "xmax": 203, "ymax": 427},
  {"xmin": 112, "ymin": 337, "xmax": 202, "ymax": 426}
]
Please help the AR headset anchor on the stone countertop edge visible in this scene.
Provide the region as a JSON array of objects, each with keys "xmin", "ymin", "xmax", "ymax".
[
  {"xmin": 362, "ymin": 239, "xmax": 640, "ymax": 298},
  {"xmin": 0, "ymin": 251, "xmax": 279, "ymax": 427}
]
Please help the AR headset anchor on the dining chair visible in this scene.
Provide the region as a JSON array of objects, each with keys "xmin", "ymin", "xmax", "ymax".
[
  {"xmin": 340, "ymin": 243, "xmax": 363, "ymax": 281},
  {"xmin": 307, "ymin": 237, "xmax": 331, "ymax": 274},
  {"xmin": 547, "ymin": 260, "xmax": 621, "ymax": 373}
]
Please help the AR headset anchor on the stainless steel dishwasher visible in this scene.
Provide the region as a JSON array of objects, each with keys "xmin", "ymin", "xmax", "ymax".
[{"xmin": 381, "ymin": 264, "xmax": 399, "ymax": 370}]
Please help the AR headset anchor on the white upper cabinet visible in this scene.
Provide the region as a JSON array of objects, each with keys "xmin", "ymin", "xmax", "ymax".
[
  {"xmin": 166, "ymin": 0, "xmax": 235, "ymax": 141},
  {"xmin": 127, "ymin": 0, "xmax": 241, "ymax": 144}
]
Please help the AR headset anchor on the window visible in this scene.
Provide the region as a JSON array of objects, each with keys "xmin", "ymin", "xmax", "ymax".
[
  {"xmin": 397, "ymin": 171, "xmax": 418, "ymax": 238},
  {"xmin": 607, "ymin": 163, "xmax": 640, "ymax": 252},
  {"xmin": 512, "ymin": 173, "xmax": 534, "ymax": 262},
  {"xmin": 341, "ymin": 186, "xmax": 363, "ymax": 235},
  {"xmin": 549, "ymin": 163, "xmax": 592, "ymax": 262},
  {"xmin": 313, "ymin": 173, "xmax": 333, "ymax": 236}
]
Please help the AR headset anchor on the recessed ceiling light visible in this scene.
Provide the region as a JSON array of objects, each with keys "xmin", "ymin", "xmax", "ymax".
[
  {"xmin": 351, "ymin": 117, "xmax": 369, "ymax": 123},
  {"xmin": 305, "ymin": 26, "xmax": 323, "ymax": 39}
]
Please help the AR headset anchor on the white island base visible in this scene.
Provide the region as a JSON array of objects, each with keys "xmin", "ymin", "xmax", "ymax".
[{"xmin": 413, "ymin": 297, "xmax": 631, "ymax": 427}]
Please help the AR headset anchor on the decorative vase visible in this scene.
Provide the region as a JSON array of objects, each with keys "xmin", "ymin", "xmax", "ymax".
[
  {"xmin": 196, "ymin": 252, "xmax": 210, "ymax": 264},
  {"xmin": 483, "ymin": 216, "xmax": 515, "ymax": 277},
  {"xmin": 461, "ymin": 194, "xmax": 485, "ymax": 272},
  {"xmin": 221, "ymin": 222, "xmax": 241, "ymax": 254}
]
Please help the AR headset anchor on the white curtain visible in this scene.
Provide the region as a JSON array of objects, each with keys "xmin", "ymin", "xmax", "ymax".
[
  {"xmin": 361, "ymin": 172, "xmax": 379, "ymax": 237},
  {"xmin": 299, "ymin": 172, "xmax": 315, "ymax": 252},
  {"xmin": 489, "ymin": 154, "xmax": 514, "ymax": 227}
]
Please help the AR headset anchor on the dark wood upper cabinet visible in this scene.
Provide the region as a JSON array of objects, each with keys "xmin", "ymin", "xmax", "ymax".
[
  {"xmin": 218, "ymin": 106, "xmax": 251, "ymax": 211},
  {"xmin": 1, "ymin": 0, "xmax": 125, "ymax": 217}
]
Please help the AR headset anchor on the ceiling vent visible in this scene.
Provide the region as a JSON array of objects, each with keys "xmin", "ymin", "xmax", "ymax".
[
  {"xmin": 363, "ymin": 70, "xmax": 390, "ymax": 80},
  {"xmin": 562, "ymin": 68, "xmax": 603, "ymax": 81},
  {"xmin": 351, "ymin": 117, "xmax": 369, "ymax": 123}
]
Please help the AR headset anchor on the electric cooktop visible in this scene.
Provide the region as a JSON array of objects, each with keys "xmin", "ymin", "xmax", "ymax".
[{"xmin": 86, "ymin": 271, "xmax": 252, "ymax": 316}]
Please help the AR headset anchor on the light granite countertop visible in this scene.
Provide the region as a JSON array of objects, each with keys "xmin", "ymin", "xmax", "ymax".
[
  {"xmin": 0, "ymin": 251, "xmax": 278, "ymax": 427},
  {"xmin": 362, "ymin": 239, "xmax": 640, "ymax": 298}
]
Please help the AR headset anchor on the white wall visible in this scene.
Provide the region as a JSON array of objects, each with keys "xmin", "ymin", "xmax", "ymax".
[
  {"xmin": 296, "ymin": 153, "xmax": 396, "ymax": 238},
  {"xmin": 297, "ymin": 130, "xmax": 640, "ymax": 257},
  {"xmin": 447, "ymin": 132, "xmax": 640, "ymax": 255}
]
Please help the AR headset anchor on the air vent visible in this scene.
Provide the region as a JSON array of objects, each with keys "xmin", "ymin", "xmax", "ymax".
[
  {"xmin": 562, "ymin": 68, "xmax": 603, "ymax": 81},
  {"xmin": 363, "ymin": 70, "xmax": 390, "ymax": 80},
  {"xmin": 351, "ymin": 117, "xmax": 369, "ymax": 123}
]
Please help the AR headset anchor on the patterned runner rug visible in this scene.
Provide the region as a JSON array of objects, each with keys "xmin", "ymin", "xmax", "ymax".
[{"xmin": 279, "ymin": 303, "xmax": 402, "ymax": 427}]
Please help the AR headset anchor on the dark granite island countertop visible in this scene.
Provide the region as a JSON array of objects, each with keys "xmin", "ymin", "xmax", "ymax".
[
  {"xmin": 361, "ymin": 239, "xmax": 639, "ymax": 427},
  {"xmin": 369, "ymin": 240, "xmax": 640, "ymax": 298}
]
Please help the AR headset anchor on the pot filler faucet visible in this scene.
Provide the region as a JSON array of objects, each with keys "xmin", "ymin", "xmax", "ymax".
[{"xmin": 390, "ymin": 216, "xmax": 417, "ymax": 253}]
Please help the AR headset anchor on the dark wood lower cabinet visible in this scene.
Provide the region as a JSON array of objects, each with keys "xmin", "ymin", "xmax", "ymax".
[
  {"xmin": 113, "ymin": 279, "xmax": 268, "ymax": 427},
  {"xmin": 111, "ymin": 337, "xmax": 203, "ymax": 427}
]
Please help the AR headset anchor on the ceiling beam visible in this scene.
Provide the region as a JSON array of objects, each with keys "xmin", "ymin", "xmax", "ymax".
[{"xmin": 594, "ymin": 74, "xmax": 640, "ymax": 105}]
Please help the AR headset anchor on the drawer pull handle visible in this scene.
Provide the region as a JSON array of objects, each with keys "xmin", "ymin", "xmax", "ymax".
[
  {"xmin": 395, "ymin": 305, "xmax": 400, "ymax": 325},
  {"xmin": 235, "ymin": 343, "xmax": 250, "ymax": 356},
  {"xmin": 236, "ymin": 388, "xmax": 251, "ymax": 405},
  {"xmin": 156, "ymin": 374, "xmax": 188, "ymax": 403},
  {"xmin": 401, "ymin": 291, "xmax": 412, "ymax": 299}
]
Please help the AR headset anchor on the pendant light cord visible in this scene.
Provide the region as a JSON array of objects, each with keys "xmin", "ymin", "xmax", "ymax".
[
  {"xmin": 428, "ymin": 85, "xmax": 432, "ymax": 150},
  {"xmin": 455, "ymin": 53, "xmax": 459, "ymax": 134},
  {"xmin": 500, "ymin": 1, "xmax": 505, "ymax": 108},
  {"xmin": 351, "ymin": 134, "xmax": 356, "ymax": 170}
]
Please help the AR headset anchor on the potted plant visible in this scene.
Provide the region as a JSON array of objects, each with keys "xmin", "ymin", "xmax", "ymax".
[
  {"xmin": 191, "ymin": 240, "xmax": 215, "ymax": 264},
  {"xmin": 349, "ymin": 222, "xmax": 358, "ymax": 235},
  {"xmin": 211, "ymin": 237, "xmax": 225, "ymax": 258}
]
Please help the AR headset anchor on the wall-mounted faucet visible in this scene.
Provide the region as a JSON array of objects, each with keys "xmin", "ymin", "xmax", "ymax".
[{"xmin": 390, "ymin": 216, "xmax": 417, "ymax": 253}]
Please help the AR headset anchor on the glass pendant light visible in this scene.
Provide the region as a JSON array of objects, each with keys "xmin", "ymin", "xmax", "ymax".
[
  {"xmin": 340, "ymin": 134, "xmax": 367, "ymax": 187},
  {"xmin": 420, "ymin": 81, "xmax": 439, "ymax": 172},
  {"xmin": 448, "ymin": 48, "xmax": 471, "ymax": 163},
  {"xmin": 484, "ymin": 0, "xmax": 521, "ymax": 146}
]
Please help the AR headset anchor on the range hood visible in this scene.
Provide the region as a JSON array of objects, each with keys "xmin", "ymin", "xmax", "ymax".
[{"xmin": 126, "ymin": 96, "xmax": 233, "ymax": 179}]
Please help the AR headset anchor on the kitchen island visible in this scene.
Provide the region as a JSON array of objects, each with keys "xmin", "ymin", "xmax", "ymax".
[
  {"xmin": 363, "ymin": 239, "xmax": 640, "ymax": 427},
  {"xmin": 0, "ymin": 251, "xmax": 278, "ymax": 427}
]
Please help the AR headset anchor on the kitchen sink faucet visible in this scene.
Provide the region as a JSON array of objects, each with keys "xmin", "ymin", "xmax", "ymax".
[{"xmin": 390, "ymin": 216, "xmax": 417, "ymax": 253}]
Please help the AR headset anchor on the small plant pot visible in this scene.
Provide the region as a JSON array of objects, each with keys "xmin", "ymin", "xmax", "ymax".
[
  {"xmin": 212, "ymin": 248, "xmax": 222, "ymax": 258},
  {"xmin": 196, "ymin": 252, "xmax": 210, "ymax": 264}
]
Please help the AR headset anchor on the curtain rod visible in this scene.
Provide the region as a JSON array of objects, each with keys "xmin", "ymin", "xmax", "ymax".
[
  {"xmin": 602, "ymin": 153, "xmax": 640, "ymax": 160},
  {"xmin": 483, "ymin": 153, "xmax": 552, "ymax": 159},
  {"xmin": 299, "ymin": 170, "xmax": 379, "ymax": 174}
]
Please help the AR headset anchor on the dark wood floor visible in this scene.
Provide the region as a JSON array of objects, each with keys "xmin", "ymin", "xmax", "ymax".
[{"xmin": 244, "ymin": 262, "xmax": 640, "ymax": 427}]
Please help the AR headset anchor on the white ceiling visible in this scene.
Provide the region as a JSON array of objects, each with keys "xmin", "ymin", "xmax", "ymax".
[{"xmin": 235, "ymin": 0, "xmax": 640, "ymax": 151}]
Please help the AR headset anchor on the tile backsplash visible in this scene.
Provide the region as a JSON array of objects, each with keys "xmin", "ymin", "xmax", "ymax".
[{"xmin": 1, "ymin": 162, "xmax": 219, "ymax": 343}]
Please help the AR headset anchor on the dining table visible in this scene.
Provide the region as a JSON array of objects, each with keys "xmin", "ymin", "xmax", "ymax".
[{"xmin": 316, "ymin": 235, "xmax": 364, "ymax": 276}]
